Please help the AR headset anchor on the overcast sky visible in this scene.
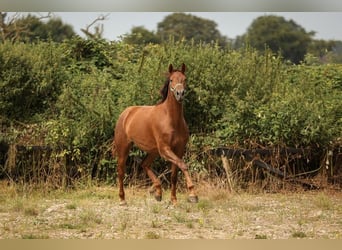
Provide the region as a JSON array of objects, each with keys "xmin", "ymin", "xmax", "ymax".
[{"xmin": 35, "ymin": 12, "xmax": 342, "ymax": 41}]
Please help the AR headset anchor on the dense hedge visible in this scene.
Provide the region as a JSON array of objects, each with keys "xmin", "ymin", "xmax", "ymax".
[
  {"xmin": 0, "ymin": 41, "xmax": 67, "ymax": 121},
  {"xmin": 1, "ymin": 38, "xmax": 341, "ymax": 186}
]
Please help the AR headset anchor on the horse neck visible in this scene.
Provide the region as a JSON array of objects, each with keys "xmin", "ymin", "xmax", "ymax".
[{"xmin": 163, "ymin": 91, "xmax": 184, "ymax": 124}]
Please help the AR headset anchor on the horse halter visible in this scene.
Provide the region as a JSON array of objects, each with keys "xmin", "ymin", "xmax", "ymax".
[{"xmin": 169, "ymin": 80, "xmax": 186, "ymax": 102}]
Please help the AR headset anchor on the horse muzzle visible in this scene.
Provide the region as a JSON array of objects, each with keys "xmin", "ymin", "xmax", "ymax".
[
  {"xmin": 174, "ymin": 89, "xmax": 185, "ymax": 102},
  {"xmin": 170, "ymin": 83, "xmax": 185, "ymax": 102}
]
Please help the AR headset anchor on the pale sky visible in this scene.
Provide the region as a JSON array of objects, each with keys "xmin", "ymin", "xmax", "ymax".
[{"xmin": 21, "ymin": 12, "xmax": 342, "ymax": 41}]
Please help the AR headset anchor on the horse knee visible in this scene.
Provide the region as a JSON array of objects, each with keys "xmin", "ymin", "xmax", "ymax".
[{"xmin": 178, "ymin": 162, "xmax": 188, "ymax": 171}]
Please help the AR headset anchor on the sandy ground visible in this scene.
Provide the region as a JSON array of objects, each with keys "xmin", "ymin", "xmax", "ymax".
[{"xmin": 0, "ymin": 185, "xmax": 341, "ymax": 239}]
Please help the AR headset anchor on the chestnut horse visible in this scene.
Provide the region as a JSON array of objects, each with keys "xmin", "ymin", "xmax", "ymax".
[{"xmin": 112, "ymin": 63, "xmax": 198, "ymax": 205}]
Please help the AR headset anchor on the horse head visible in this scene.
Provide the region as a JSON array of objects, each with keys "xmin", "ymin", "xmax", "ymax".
[{"xmin": 169, "ymin": 63, "xmax": 187, "ymax": 103}]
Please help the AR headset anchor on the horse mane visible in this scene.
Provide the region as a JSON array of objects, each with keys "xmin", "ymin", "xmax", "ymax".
[{"xmin": 158, "ymin": 78, "xmax": 170, "ymax": 104}]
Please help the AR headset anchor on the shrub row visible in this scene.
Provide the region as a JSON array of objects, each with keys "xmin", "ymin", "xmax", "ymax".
[{"xmin": 1, "ymin": 38, "xmax": 341, "ymax": 186}]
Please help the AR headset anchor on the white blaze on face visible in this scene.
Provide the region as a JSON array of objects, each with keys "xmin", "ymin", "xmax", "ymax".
[{"xmin": 170, "ymin": 83, "xmax": 185, "ymax": 102}]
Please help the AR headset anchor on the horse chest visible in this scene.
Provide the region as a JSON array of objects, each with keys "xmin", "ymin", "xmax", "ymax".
[{"xmin": 167, "ymin": 125, "xmax": 188, "ymax": 147}]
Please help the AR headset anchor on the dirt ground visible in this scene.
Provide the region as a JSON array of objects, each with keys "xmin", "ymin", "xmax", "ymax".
[{"xmin": 0, "ymin": 182, "xmax": 341, "ymax": 239}]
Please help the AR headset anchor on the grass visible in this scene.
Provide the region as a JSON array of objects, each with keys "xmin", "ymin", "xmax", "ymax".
[
  {"xmin": 79, "ymin": 209, "xmax": 102, "ymax": 225},
  {"xmin": 0, "ymin": 182, "xmax": 341, "ymax": 239},
  {"xmin": 197, "ymin": 199, "xmax": 212, "ymax": 211},
  {"xmin": 255, "ymin": 234, "xmax": 268, "ymax": 239},
  {"xmin": 314, "ymin": 192, "xmax": 334, "ymax": 210},
  {"xmin": 21, "ymin": 234, "xmax": 50, "ymax": 239},
  {"xmin": 66, "ymin": 203, "xmax": 77, "ymax": 210},
  {"xmin": 173, "ymin": 212, "xmax": 187, "ymax": 223},
  {"xmin": 59, "ymin": 223, "xmax": 80, "ymax": 230},
  {"xmin": 24, "ymin": 207, "xmax": 39, "ymax": 216},
  {"xmin": 145, "ymin": 231, "xmax": 160, "ymax": 239},
  {"xmin": 292, "ymin": 231, "xmax": 307, "ymax": 238}
]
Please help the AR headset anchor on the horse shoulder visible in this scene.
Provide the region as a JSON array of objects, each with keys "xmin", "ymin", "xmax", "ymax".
[{"xmin": 154, "ymin": 117, "xmax": 189, "ymax": 148}]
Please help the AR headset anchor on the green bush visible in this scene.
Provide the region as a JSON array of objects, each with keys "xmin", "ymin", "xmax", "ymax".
[
  {"xmin": 0, "ymin": 41, "xmax": 67, "ymax": 121},
  {"xmin": 1, "ymin": 38, "xmax": 341, "ymax": 186},
  {"xmin": 218, "ymin": 62, "xmax": 342, "ymax": 147}
]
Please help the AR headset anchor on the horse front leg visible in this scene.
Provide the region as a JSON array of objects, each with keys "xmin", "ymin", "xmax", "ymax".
[{"xmin": 160, "ymin": 147, "xmax": 198, "ymax": 203}]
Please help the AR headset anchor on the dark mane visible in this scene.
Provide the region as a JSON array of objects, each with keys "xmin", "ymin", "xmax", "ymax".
[{"xmin": 158, "ymin": 77, "xmax": 170, "ymax": 104}]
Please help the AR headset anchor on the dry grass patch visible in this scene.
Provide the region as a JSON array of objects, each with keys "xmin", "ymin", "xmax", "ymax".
[{"xmin": 0, "ymin": 182, "xmax": 341, "ymax": 239}]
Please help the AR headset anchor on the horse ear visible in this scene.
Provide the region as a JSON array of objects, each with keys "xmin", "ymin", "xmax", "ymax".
[
  {"xmin": 181, "ymin": 63, "xmax": 186, "ymax": 73},
  {"xmin": 169, "ymin": 64, "xmax": 173, "ymax": 73}
]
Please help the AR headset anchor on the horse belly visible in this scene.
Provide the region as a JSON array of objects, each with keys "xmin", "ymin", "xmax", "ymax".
[{"xmin": 124, "ymin": 107, "xmax": 158, "ymax": 153}]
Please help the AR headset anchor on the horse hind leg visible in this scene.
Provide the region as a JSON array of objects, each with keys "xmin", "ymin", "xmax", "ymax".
[
  {"xmin": 117, "ymin": 157, "xmax": 127, "ymax": 206},
  {"xmin": 115, "ymin": 140, "xmax": 132, "ymax": 206},
  {"xmin": 170, "ymin": 163, "xmax": 178, "ymax": 205},
  {"xmin": 140, "ymin": 153, "xmax": 162, "ymax": 201}
]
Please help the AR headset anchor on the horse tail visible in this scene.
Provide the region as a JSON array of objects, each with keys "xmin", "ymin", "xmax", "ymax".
[{"xmin": 111, "ymin": 138, "xmax": 117, "ymax": 158}]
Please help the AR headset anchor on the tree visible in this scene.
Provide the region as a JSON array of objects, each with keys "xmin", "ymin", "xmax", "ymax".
[
  {"xmin": 80, "ymin": 14, "xmax": 109, "ymax": 40},
  {"xmin": 306, "ymin": 39, "xmax": 341, "ymax": 64},
  {"xmin": 240, "ymin": 15, "xmax": 314, "ymax": 64},
  {"xmin": 157, "ymin": 13, "xmax": 228, "ymax": 46},
  {"xmin": 0, "ymin": 12, "xmax": 75, "ymax": 43},
  {"xmin": 123, "ymin": 26, "xmax": 160, "ymax": 45},
  {"xmin": 330, "ymin": 41, "xmax": 342, "ymax": 63}
]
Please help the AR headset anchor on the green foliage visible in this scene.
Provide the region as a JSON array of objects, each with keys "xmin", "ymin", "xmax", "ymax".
[
  {"xmin": 0, "ymin": 41, "xmax": 67, "ymax": 121},
  {"xmin": 1, "ymin": 37, "xmax": 341, "ymax": 185},
  {"xmin": 157, "ymin": 13, "xmax": 228, "ymax": 47},
  {"xmin": 123, "ymin": 26, "xmax": 161, "ymax": 45},
  {"xmin": 218, "ymin": 55, "xmax": 342, "ymax": 147},
  {"xmin": 260, "ymin": 64, "xmax": 342, "ymax": 146},
  {"xmin": 241, "ymin": 15, "xmax": 314, "ymax": 64},
  {"xmin": 0, "ymin": 13, "xmax": 75, "ymax": 43}
]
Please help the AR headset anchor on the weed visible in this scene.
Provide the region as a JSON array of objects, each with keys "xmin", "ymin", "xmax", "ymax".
[
  {"xmin": 66, "ymin": 203, "xmax": 77, "ymax": 210},
  {"xmin": 151, "ymin": 204, "xmax": 162, "ymax": 214},
  {"xmin": 292, "ymin": 231, "xmax": 307, "ymax": 238},
  {"xmin": 255, "ymin": 234, "xmax": 267, "ymax": 239},
  {"xmin": 198, "ymin": 217, "xmax": 205, "ymax": 227},
  {"xmin": 21, "ymin": 234, "xmax": 49, "ymax": 239},
  {"xmin": 197, "ymin": 199, "xmax": 212, "ymax": 211},
  {"xmin": 151, "ymin": 220, "xmax": 157, "ymax": 228},
  {"xmin": 173, "ymin": 212, "xmax": 187, "ymax": 223},
  {"xmin": 80, "ymin": 210, "xmax": 102, "ymax": 225},
  {"xmin": 59, "ymin": 223, "xmax": 79, "ymax": 230},
  {"xmin": 119, "ymin": 221, "xmax": 128, "ymax": 232},
  {"xmin": 11, "ymin": 199, "xmax": 24, "ymax": 212},
  {"xmin": 297, "ymin": 218, "xmax": 307, "ymax": 227},
  {"xmin": 186, "ymin": 221, "xmax": 194, "ymax": 229},
  {"xmin": 184, "ymin": 204, "xmax": 193, "ymax": 213},
  {"xmin": 145, "ymin": 231, "xmax": 160, "ymax": 239},
  {"xmin": 315, "ymin": 193, "xmax": 333, "ymax": 210},
  {"xmin": 24, "ymin": 207, "xmax": 39, "ymax": 216},
  {"xmin": 237, "ymin": 230, "xmax": 244, "ymax": 237},
  {"xmin": 241, "ymin": 203, "xmax": 261, "ymax": 212},
  {"xmin": 209, "ymin": 190, "xmax": 231, "ymax": 201}
]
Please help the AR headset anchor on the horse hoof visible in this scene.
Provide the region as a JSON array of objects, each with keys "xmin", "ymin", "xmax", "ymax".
[
  {"xmin": 187, "ymin": 195, "xmax": 199, "ymax": 203},
  {"xmin": 154, "ymin": 195, "xmax": 162, "ymax": 202},
  {"xmin": 119, "ymin": 200, "xmax": 127, "ymax": 206}
]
